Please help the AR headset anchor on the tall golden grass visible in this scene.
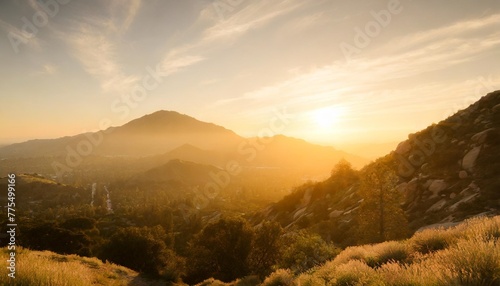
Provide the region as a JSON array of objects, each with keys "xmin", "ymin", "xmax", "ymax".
[
  {"xmin": 5, "ymin": 216, "xmax": 499, "ymax": 286},
  {"xmin": 275, "ymin": 215, "xmax": 500, "ymax": 286},
  {"xmin": 0, "ymin": 246, "xmax": 163, "ymax": 286}
]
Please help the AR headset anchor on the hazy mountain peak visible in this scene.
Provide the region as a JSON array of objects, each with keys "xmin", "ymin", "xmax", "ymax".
[{"xmin": 116, "ymin": 110, "xmax": 239, "ymax": 138}]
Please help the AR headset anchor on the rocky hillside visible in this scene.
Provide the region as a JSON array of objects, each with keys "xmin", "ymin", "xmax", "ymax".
[
  {"xmin": 255, "ymin": 90, "xmax": 500, "ymax": 244},
  {"xmin": 395, "ymin": 90, "xmax": 500, "ymax": 229}
]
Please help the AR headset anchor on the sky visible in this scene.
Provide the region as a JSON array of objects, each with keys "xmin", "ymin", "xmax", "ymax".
[{"xmin": 0, "ymin": 0, "xmax": 499, "ymax": 147}]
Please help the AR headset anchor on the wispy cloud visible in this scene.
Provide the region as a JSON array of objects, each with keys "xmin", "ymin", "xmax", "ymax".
[
  {"xmin": 68, "ymin": 25, "xmax": 139, "ymax": 93},
  {"xmin": 156, "ymin": 0, "xmax": 305, "ymax": 81},
  {"xmin": 213, "ymin": 12, "xmax": 500, "ymax": 115},
  {"xmin": 280, "ymin": 11, "xmax": 326, "ymax": 34},
  {"xmin": 63, "ymin": 0, "xmax": 143, "ymax": 93},
  {"xmin": 387, "ymin": 13, "xmax": 500, "ymax": 54},
  {"xmin": 204, "ymin": 0, "xmax": 304, "ymax": 41},
  {"xmin": 109, "ymin": 0, "xmax": 142, "ymax": 33},
  {"xmin": 161, "ymin": 54, "xmax": 205, "ymax": 76}
]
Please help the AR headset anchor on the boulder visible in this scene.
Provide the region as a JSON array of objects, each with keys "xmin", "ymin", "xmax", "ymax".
[
  {"xmin": 459, "ymin": 170, "xmax": 468, "ymax": 179},
  {"xmin": 329, "ymin": 210, "xmax": 343, "ymax": 218},
  {"xmin": 396, "ymin": 182, "xmax": 407, "ymax": 193},
  {"xmin": 396, "ymin": 141, "xmax": 411, "ymax": 154},
  {"xmin": 449, "ymin": 193, "xmax": 479, "ymax": 211},
  {"xmin": 426, "ymin": 199, "xmax": 448, "ymax": 213},
  {"xmin": 428, "ymin": 180, "xmax": 447, "ymax": 199},
  {"xmin": 492, "ymin": 103, "xmax": 500, "ymax": 114},
  {"xmin": 471, "ymin": 128, "xmax": 495, "ymax": 144},
  {"xmin": 423, "ymin": 179, "xmax": 433, "ymax": 189},
  {"xmin": 403, "ymin": 178, "xmax": 419, "ymax": 204},
  {"xmin": 421, "ymin": 163, "xmax": 430, "ymax": 172},
  {"xmin": 293, "ymin": 207, "xmax": 308, "ymax": 220},
  {"xmin": 462, "ymin": 146, "xmax": 481, "ymax": 170},
  {"xmin": 417, "ymin": 222, "xmax": 459, "ymax": 232}
]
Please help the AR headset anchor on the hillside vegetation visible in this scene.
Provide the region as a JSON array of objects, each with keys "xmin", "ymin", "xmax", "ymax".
[
  {"xmin": 201, "ymin": 215, "xmax": 500, "ymax": 286},
  {"xmin": 0, "ymin": 247, "xmax": 165, "ymax": 286},
  {"xmin": 6, "ymin": 215, "xmax": 498, "ymax": 286}
]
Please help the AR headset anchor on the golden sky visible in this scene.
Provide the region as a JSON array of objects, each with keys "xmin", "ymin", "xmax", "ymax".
[{"xmin": 0, "ymin": 0, "xmax": 499, "ymax": 146}]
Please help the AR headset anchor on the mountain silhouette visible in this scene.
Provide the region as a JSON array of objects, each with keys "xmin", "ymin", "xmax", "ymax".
[{"xmin": 0, "ymin": 111, "xmax": 368, "ymax": 178}]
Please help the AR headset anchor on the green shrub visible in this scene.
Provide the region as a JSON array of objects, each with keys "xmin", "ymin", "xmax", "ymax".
[
  {"xmin": 279, "ymin": 231, "xmax": 339, "ymax": 274},
  {"xmin": 100, "ymin": 225, "xmax": 185, "ymax": 280}
]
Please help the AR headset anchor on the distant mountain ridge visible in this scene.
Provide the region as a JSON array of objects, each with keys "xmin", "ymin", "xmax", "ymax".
[
  {"xmin": 0, "ymin": 111, "xmax": 242, "ymax": 158},
  {"xmin": 0, "ymin": 110, "xmax": 369, "ymax": 180}
]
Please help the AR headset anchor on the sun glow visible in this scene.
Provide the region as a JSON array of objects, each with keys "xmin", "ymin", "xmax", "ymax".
[{"xmin": 311, "ymin": 106, "xmax": 346, "ymax": 130}]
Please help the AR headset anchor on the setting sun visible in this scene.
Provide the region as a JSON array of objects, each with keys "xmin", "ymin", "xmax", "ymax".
[{"xmin": 311, "ymin": 106, "xmax": 346, "ymax": 130}]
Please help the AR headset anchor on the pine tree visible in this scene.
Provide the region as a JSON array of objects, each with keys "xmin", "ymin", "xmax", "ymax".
[{"xmin": 355, "ymin": 161, "xmax": 408, "ymax": 244}]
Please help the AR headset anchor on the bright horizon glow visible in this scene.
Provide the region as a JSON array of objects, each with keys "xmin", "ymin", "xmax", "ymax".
[
  {"xmin": 311, "ymin": 106, "xmax": 346, "ymax": 131},
  {"xmin": 0, "ymin": 1, "xmax": 499, "ymax": 148}
]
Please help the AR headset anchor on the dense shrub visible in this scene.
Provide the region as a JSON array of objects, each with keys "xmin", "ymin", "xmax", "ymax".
[
  {"xmin": 100, "ymin": 225, "xmax": 185, "ymax": 280},
  {"xmin": 20, "ymin": 222, "xmax": 92, "ymax": 256},
  {"xmin": 279, "ymin": 231, "xmax": 339, "ymax": 274},
  {"xmin": 186, "ymin": 218, "xmax": 254, "ymax": 283},
  {"xmin": 248, "ymin": 221, "xmax": 283, "ymax": 278}
]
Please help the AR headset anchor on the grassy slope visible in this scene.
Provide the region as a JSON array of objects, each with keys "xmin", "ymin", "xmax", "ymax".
[
  {"xmin": 0, "ymin": 247, "xmax": 167, "ymax": 286},
  {"xmin": 2, "ymin": 216, "xmax": 498, "ymax": 285},
  {"xmin": 201, "ymin": 215, "xmax": 500, "ymax": 286}
]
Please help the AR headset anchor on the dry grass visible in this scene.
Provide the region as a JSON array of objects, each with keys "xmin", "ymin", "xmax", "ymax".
[
  {"xmin": 261, "ymin": 269, "xmax": 295, "ymax": 286},
  {"xmin": 264, "ymin": 216, "xmax": 500, "ymax": 286},
  {"xmin": 0, "ymin": 247, "xmax": 166, "ymax": 286},
  {"xmin": 6, "ymin": 216, "xmax": 500, "ymax": 286}
]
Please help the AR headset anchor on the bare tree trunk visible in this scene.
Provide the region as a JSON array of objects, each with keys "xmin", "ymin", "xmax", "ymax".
[{"xmin": 379, "ymin": 186, "xmax": 384, "ymax": 241}]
